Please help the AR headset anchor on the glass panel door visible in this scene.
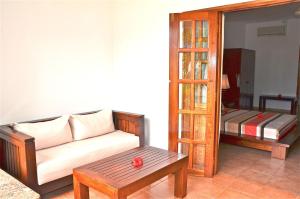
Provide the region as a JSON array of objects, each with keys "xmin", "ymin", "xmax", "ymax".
[{"xmin": 169, "ymin": 11, "xmax": 221, "ymax": 176}]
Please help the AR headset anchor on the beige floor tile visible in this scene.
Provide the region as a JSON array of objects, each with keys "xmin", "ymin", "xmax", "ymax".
[
  {"xmin": 216, "ymin": 189, "xmax": 255, "ymax": 199},
  {"xmin": 128, "ymin": 191, "xmax": 155, "ymax": 199},
  {"xmin": 228, "ymin": 178, "xmax": 263, "ymax": 197},
  {"xmin": 256, "ymin": 185, "xmax": 298, "ymax": 199},
  {"xmin": 267, "ymin": 176, "xmax": 300, "ymax": 195},
  {"xmin": 187, "ymin": 180, "xmax": 228, "ymax": 198},
  {"xmin": 238, "ymin": 169, "xmax": 272, "ymax": 184}
]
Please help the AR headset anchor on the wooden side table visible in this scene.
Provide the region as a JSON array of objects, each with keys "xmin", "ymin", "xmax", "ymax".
[
  {"xmin": 259, "ymin": 95, "xmax": 297, "ymax": 115},
  {"xmin": 73, "ymin": 146, "xmax": 188, "ymax": 199}
]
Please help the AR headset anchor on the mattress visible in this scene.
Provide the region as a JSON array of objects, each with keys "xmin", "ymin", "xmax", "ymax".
[
  {"xmin": 241, "ymin": 112, "xmax": 280, "ymax": 137},
  {"xmin": 220, "ymin": 109, "xmax": 248, "ymax": 131},
  {"xmin": 221, "ymin": 108, "xmax": 297, "ymax": 140},
  {"xmin": 264, "ymin": 114, "xmax": 297, "ymax": 140},
  {"xmin": 225, "ymin": 110, "xmax": 259, "ymax": 134}
]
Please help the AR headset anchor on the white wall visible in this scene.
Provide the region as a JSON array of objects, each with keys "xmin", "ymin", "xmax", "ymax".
[
  {"xmin": 245, "ymin": 19, "xmax": 300, "ymax": 109},
  {"xmin": 224, "ymin": 21, "xmax": 246, "ymax": 48},
  {"xmin": 0, "ymin": 0, "xmax": 251, "ymax": 149},
  {"xmin": 1, "ymin": 0, "xmax": 114, "ymax": 123},
  {"xmin": 111, "ymin": 0, "xmax": 249, "ymax": 148},
  {"xmin": 224, "ymin": 16, "xmax": 300, "ymax": 110}
]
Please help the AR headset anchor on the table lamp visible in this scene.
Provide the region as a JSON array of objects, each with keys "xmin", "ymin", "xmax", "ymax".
[
  {"xmin": 222, "ymin": 74, "xmax": 230, "ymax": 110},
  {"xmin": 222, "ymin": 74, "xmax": 230, "ymax": 90}
]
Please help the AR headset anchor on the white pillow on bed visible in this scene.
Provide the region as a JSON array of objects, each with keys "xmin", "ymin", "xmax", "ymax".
[
  {"xmin": 13, "ymin": 115, "xmax": 72, "ymax": 150},
  {"xmin": 69, "ymin": 109, "xmax": 115, "ymax": 141}
]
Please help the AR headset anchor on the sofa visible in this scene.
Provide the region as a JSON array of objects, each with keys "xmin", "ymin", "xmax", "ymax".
[{"xmin": 0, "ymin": 110, "xmax": 144, "ymax": 195}]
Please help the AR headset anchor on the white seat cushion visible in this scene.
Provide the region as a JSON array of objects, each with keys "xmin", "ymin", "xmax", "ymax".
[
  {"xmin": 36, "ymin": 130, "xmax": 139, "ymax": 185},
  {"xmin": 14, "ymin": 115, "xmax": 72, "ymax": 150}
]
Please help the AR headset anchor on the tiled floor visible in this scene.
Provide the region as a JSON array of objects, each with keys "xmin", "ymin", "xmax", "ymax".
[{"xmin": 44, "ymin": 140, "xmax": 300, "ymax": 199}]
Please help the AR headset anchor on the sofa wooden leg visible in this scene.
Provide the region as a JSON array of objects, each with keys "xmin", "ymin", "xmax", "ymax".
[{"xmin": 271, "ymin": 145, "xmax": 288, "ymax": 160}]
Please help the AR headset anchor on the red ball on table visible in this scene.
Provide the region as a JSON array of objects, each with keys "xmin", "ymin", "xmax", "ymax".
[{"xmin": 132, "ymin": 157, "xmax": 143, "ymax": 167}]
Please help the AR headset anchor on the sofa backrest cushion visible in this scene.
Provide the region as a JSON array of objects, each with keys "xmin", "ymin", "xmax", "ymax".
[
  {"xmin": 13, "ymin": 115, "xmax": 73, "ymax": 150},
  {"xmin": 69, "ymin": 109, "xmax": 115, "ymax": 141}
]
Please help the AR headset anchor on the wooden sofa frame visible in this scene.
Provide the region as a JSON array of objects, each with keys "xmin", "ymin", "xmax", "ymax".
[{"xmin": 0, "ymin": 110, "xmax": 145, "ymax": 196}]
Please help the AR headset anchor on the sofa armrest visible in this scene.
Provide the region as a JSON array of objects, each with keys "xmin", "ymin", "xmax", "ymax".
[
  {"xmin": 113, "ymin": 111, "xmax": 145, "ymax": 146},
  {"xmin": 0, "ymin": 126, "xmax": 38, "ymax": 189}
]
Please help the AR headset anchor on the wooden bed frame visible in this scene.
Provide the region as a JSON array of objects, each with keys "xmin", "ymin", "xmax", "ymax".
[
  {"xmin": 220, "ymin": 122, "xmax": 300, "ymax": 159},
  {"xmin": 0, "ymin": 110, "xmax": 145, "ymax": 196}
]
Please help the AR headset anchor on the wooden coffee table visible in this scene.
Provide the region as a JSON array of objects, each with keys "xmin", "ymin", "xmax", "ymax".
[{"xmin": 73, "ymin": 146, "xmax": 188, "ymax": 199}]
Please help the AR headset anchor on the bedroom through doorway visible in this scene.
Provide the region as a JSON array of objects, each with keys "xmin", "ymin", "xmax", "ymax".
[{"xmin": 219, "ymin": 2, "xmax": 300, "ymax": 186}]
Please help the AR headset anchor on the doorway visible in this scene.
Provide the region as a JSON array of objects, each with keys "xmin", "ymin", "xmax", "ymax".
[{"xmin": 169, "ymin": 0, "xmax": 300, "ymax": 177}]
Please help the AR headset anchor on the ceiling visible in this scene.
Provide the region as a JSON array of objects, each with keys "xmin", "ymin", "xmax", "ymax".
[{"xmin": 225, "ymin": 2, "xmax": 300, "ymax": 23}]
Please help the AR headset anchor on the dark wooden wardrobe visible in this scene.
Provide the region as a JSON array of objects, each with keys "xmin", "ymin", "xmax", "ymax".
[{"xmin": 222, "ymin": 48, "xmax": 256, "ymax": 109}]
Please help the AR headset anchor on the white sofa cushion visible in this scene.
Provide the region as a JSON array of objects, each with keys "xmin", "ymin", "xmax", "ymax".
[
  {"xmin": 69, "ymin": 109, "xmax": 115, "ymax": 141},
  {"xmin": 36, "ymin": 130, "xmax": 139, "ymax": 185},
  {"xmin": 14, "ymin": 116, "xmax": 72, "ymax": 150}
]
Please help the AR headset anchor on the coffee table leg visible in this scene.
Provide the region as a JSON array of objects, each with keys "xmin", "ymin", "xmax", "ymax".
[
  {"xmin": 74, "ymin": 175, "xmax": 89, "ymax": 199},
  {"xmin": 174, "ymin": 162, "xmax": 188, "ymax": 198},
  {"xmin": 112, "ymin": 191, "xmax": 127, "ymax": 199}
]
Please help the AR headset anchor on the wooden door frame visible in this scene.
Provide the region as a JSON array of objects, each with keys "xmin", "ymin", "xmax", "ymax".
[
  {"xmin": 169, "ymin": 0, "xmax": 300, "ymax": 176},
  {"xmin": 297, "ymin": 47, "xmax": 300, "ymax": 109}
]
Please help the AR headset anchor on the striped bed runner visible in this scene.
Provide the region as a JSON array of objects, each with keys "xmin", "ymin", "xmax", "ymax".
[
  {"xmin": 224, "ymin": 111, "xmax": 259, "ymax": 135},
  {"xmin": 241, "ymin": 112, "xmax": 281, "ymax": 137},
  {"xmin": 221, "ymin": 109, "xmax": 248, "ymax": 131},
  {"xmin": 221, "ymin": 108, "xmax": 297, "ymax": 140}
]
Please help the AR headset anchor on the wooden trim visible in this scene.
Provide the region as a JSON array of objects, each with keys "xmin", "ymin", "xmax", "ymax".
[
  {"xmin": 296, "ymin": 47, "xmax": 300, "ymax": 106},
  {"xmin": 113, "ymin": 111, "xmax": 145, "ymax": 146},
  {"xmin": 0, "ymin": 126, "xmax": 34, "ymax": 142},
  {"xmin": 0, "ymin": 138, "xmax": 5, "ymax": 169},
  {"xmin": 184, "ymin": 0, "xmax": 300, "ymax": 13},
  {"xmin": 177, "ymin": 79, "xmax": 210, "ymax": 84},
  {"xmin": 178, "ymin": 48, "xmax": 209, "ymax": 52},
  {"xmin": 213, "ymin": 12, "xmax": 223, "ymax": 174},
  {"xmin": 188, "ymin": 168, "xmax": 204, "ymax": 176},
  {"xmin": 178, "ymin": 12, "xmax": 208, "ymax": 20},
  {"xmin": 203, "ymin": 11, "xmax": 220, "ymax": 177},
  {"xmin": 169, "ymin": 13, "xmax": 179, "ymax": 152},
  {"xmin": 220, "ymin": 133, "xmax": 273, "ymax": 151},
  {"xmin": 20, "ymin": 139, "xmax": 38, "ymax": 190},
  {"xmin": 38, "ymin": 176, "xmax": 73, "ymax": 195}
]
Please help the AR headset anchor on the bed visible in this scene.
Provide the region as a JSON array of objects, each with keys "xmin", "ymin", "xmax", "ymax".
[{"xmin": 220, "ymin": 108, "xmax": 300, "ymax": 159}]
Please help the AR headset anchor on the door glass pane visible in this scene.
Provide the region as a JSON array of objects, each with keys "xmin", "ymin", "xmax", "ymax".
[
  {"xmin": 195, "ymin": 52, "xmax": 208, "ymax": 80},
  {"xmin": 195, "ymin": 20, "xmax": 208, "ymax": 48},
  {"xmin": 179, "ymin": 52, "xmax": 192, "ymax": 79},
  {"xmin": 178, "ymin": 114, "xmax": 191, "ymax": 139},
  {"xmin": 178, "ymin": 143, "xmax": 189, "ymax": 156},
  {"xmin": 179, "ymin": 84, "xmax": 191, "ymax": 110},
  {"xmin": 194, "ymin": 115, "xmax": 206, "ymax": 141},
  {"xmin": 193, "ymin": 144, "xmax": 205, "ymax": 170},
  {"xmin": 180, "ymin": 21, "xmax": 192, "ymax": 48},
  {"xmin": 194, "ymin": 84, "xmax": 207, "ymax": 109}
]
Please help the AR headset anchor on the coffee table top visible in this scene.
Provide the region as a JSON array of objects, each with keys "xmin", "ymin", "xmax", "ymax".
[{"xmin": 73, "ymin": 146, "xmax": 187, "ymax": 188}]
